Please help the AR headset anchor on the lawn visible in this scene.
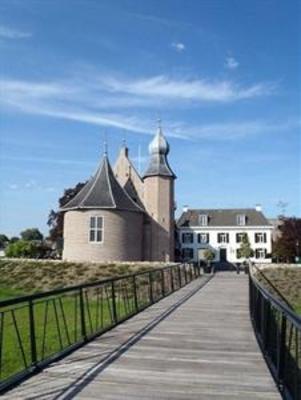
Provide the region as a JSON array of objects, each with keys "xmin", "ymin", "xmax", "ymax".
[
  {"xmin": 255, "ymin": 266, "xmax": 301, "ymax": 315},
  {"xmin": 0, "ymin": 259, "xmax": 178, "ymax": 385}
]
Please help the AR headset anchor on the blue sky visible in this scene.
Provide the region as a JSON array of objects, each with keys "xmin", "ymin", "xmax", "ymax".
[{"xmin": 0, "ymin": 0, "xmax": 300, "ymax": 236}]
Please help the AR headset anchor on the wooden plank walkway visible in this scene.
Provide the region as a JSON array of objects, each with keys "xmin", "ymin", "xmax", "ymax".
[{"xmin": 4, "ymin": 272, "xmax": 281, "ymax": 399}]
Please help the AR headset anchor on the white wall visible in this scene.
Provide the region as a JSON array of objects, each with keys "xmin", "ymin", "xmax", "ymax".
[{"xmin": 179, "ymin": 226, "xmax": 272, "ymax": 263}]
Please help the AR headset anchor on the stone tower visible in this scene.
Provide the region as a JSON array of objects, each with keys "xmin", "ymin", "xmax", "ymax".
[{"xmin": 142, "ymin": 123, "xmax": 176, "ymax": 261}]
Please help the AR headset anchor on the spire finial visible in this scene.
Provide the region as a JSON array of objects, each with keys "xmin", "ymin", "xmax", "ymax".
[
  {"xmin": 103, "ymin": 132, "xmax": 108, "ymax": 156},
  {"xmin": 157, "ymin": 116, "xmax": 162, "ymax": 132},
  {"xmin": 122, "ymin": 130, "xmax": 127, "ymax": 148}
]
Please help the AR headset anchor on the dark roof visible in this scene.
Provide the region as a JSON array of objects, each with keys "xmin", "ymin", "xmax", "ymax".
[
  {"xmin": 177, "ymin": 209, "xmax": 271, "ymax": 227},
  {"xmin": 143, "ymin": 154, "xmax": 176, "ymax": 179},
  {"xmin": 61, "ymin": 155, "xmax": 143, "ymax": 213}
]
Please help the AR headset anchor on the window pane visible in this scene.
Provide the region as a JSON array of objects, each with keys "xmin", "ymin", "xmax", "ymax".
[
  {"xmin": 97, "ymin": 217, "xmax": 103, "ymax": 229},
  {"xmin": 90, "ymin": 230, "xmax": 95, "ymax": 242},
  {"xmin": 96, "ymin": 230, "xmax": 102, "ymax": 242},
  {"xmin": 90, "ymin": 217, "xmax": 96, "ymax": 228}
]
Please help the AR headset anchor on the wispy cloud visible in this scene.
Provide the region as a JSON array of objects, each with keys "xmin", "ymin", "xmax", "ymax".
[
  {"xmin": 0, "ymin": 25, "xmax": 32, "ymax": 39},
  {"xmin": 171, "ymin": 42, "xmax": 185, "ymax": 52},
  {"xmin": 100, "ymin": 75, "xmax": 275, "ymax": 102},
  {"xmin": 0, "ymin": 73, "xmax": 290, "ymax": 142},
  {"xmin": 225, "ymin": 56, "xmax": 239, "ymax": 70}
]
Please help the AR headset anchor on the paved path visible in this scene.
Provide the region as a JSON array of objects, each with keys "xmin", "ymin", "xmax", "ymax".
[{"xmin": 4, "ymin": 272, "xmax": 281, "ymax": 399}]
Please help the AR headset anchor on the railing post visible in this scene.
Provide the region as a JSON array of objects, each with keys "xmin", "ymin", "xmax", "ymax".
[
  {"xmin": 178, "ymin": 265, "xmax": 182, "ymax": 288},
  {"xmin": 170, "ymin": 268, "xmax": 174, "ymax": 292},
  {"xmin": 277, "ymin": 313, "xmax": 287, "ymax": 387},
  {"xmin": 111, "ymin": 281, "xmax": 118, "ymax": 324},
  {"xmin": 133, "ymin": 275, "xmax": 138, "ymax": 312},
  {"xmin": 161, "ymin": 270, "xmax": 165, "ymax": 296},
  {"xmin": 29, "ymin": 299, "xmax": 37, "ymax": 367},
  {"xmin": 79, "ymin": 288, "xmax": 87, "ymax": 341},
  {"xmin": 149, "ymin": 271, "xmax": 154, "ymax": 303},
  {"xmin": 184, "ymin": 264, "xmax": 187, "ymax": 285}
]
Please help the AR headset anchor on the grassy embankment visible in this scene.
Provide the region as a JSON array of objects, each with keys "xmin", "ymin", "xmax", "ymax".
[
  {"xmin": 256, "ymin": 266, "xmax": 301, "ymax": 315},
  {"xmin": 0, "ymin": 259, "xmax": 170, "ymax": 382}
]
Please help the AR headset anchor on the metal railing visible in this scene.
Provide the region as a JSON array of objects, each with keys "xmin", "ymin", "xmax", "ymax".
[
  {"xmin": 0, "ymin": 263, "xmax": 200, "ymax": 393},
  {"xmin": 249, "ymin": 266, "xmax": 301, "ymax": 399}
]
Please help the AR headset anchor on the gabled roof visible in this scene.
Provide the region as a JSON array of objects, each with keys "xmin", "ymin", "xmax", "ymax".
[
  {"xmin": 61, "ymin": 155, "xmax": 143, "ymax": 213},
  {"xmin": 177, "ymin": 208, "xmax": 271, "ymax": 227}
]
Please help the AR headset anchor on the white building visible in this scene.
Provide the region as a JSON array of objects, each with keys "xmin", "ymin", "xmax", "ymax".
[{"xmin": 177, "ymin": 207, "xmax": 273, "ymax": 264}]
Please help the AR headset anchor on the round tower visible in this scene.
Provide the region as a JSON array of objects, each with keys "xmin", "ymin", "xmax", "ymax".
[
  {"xmin": 61, "ymin": 153, "xmax": 144, "ymax": 262},
  {"xmin": 142, "ymin": 123, "xmax": 176, "ymax": 261}
]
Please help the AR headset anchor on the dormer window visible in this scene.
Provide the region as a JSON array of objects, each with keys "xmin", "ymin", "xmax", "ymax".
[
  {"xmin": 199, "ymin": 214, "xmax": 208, "ymax": 226},
  {"xmin": 237, "ymin": 214, "xmax": 246, "ymax": 226}
]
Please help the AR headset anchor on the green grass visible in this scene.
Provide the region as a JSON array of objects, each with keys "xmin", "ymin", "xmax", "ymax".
[{"xmin": 256, "ymin": 267, "xmax": 301, "ymax": 315}]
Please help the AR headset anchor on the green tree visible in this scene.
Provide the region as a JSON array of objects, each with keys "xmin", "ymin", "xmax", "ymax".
[
  {"xmin": 10, "ymin": 236, "xmax": 20, "ymax": 243},
  {"xmin": 0, "ymin": 234, "xmax": 9, "ymax": 248},
  {"xmin": 273, "ymin": 217, "xmax": 301, "ymax": 262},
  {"xmin": 239, "ymin": 234, "xmax": 253, "ymax": 261},
  {"xmin": 47, "ymin": 181, "xmax": 86, "ymax": 243},
  {"xmin": 203, "ymin": 249, "xmax": 215, "ymax": 264},
  {"xmin": 20, "ymin": 228, "xmax": 43, "ymax": 241},
  {"xmin": 5, "ymin": 240, "xmax": 50, "ymax": 258}
]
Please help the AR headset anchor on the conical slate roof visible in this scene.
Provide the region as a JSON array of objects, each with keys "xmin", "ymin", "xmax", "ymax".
[
  {"xmin": 61, "ymin": 155, "xmax": 143, "ymax": 213},
  {"xmin": 143, "ymin": 126, "xmax": 176, "ymax": 179}
]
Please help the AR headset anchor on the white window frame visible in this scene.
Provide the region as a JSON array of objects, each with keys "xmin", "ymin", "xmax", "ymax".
[
  {"xmin": 89, "ymin": 216, "xmax": 104, "ymax": 243},
  {"xmin": 236, "ymin": 233, "xmax": 246, "ymax": 243},
  {"xmin": 237, "ymin": 214, "xmax": 246, "ymax": 226},
  {"xmin": 255, "ymin": 248, "xmax": 266, "ymax": 259},
  {"xmin": 182, "ymin": 232, "xmax": 193, "ymax": 244},
  {"xmin": 198, "ymin": 233, "xmax": 209, "ymax": 244},
  {"xmin": 255, "ymin": 233, "xmax": 266, "ymax": 243},
  {"xmin": 219, "ymin": 233, "xmax": 229, "ymax": 243},
  {"xmin": 199, "ymin": 214, "xmax": 208, "ymax": 226}
]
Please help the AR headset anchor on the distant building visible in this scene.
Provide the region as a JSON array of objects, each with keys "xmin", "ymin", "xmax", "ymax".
[
  {"xmin": 177, "ymin": 207, "xmax": 273, "ymax": 264},
  {"xmin": 61, "ymin": 124, "xmax": 176, "ymax": 262}
]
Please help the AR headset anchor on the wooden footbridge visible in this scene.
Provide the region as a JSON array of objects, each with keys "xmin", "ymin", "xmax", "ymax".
[{"xmin": 1, "ymin": 267, "xmax": 291, "ymax": 400}]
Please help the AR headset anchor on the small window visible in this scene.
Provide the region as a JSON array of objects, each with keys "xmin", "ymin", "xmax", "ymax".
[
  {"xmin": 89, "ymin": 216, "xmax": 103, "ymax": 243},
  {"xmin": 199, "ymin": 214, "xmax": 208, "ymax": 226},
  {"xmin": 182, "ymin": 232, "xmax": 193, "ymax": 244},
  {"xmin": 237, "ymin": 215, "xmax": 246, "ymax": 226},
  {"xmin": 197, "ymin": 233, "xmax": 209, "ymax": 244},
  {"xmin": 182, "ymin": 248, "xmax": 194, "ymax": 260},
  {"xmin": 255, "ymin": 233, "xmax": 267, "ymax": 243},
  {"xmin": 255, "ymin": 248, "xmax": 267, "ymax": 259},
  {"xmin": 236, "ymin": 233, "xmax": 247, "ymax": 243},
  {"xmin": 217, "ymin": 233, "xmax": 229, "ymax": 243}
]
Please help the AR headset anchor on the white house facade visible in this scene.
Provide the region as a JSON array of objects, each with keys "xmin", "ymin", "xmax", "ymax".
[{"xmin": 177, "ymin": 208, "xmax": 273, "ymax": 264}]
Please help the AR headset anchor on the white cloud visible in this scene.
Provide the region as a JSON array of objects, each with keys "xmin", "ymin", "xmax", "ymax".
[
  {"xmin": 171, "ymin": 42, "xmax": 185, "ymax": 52},
  {"xmin": 225, "ymin": 57, "xmax": 239, "ymax": 70},
  {"xmin": 100, "ymin": 75, "xmax": 275, "ymax": 102},
  {"xmin": 8, "ymin": 184, "xmax": 18, "ymax": 190},
  {"xmin": 0, "ymin": 25, "xmax": 32, "ymax": 39}
]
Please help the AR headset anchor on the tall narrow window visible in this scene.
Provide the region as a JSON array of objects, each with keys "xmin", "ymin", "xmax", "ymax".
[
  {"xmin": 255, "ymin": 248, "xmax": 267, "ymax": 259},
  {"xmin": 199, "ymin": 214, "xmax": 208, "ymax": 226},
  {"xmin": 217, "ymin": 233, "xmax": 229, "ymax": 243},
  {"xmin": 182, "ymin": 232, "xmax": 193, "ymax": 244},
  {"xmin": 255, "ymin": 233, "xmax": 267, "ymax": 243},
  {"xmin": 197, "ymin": 233, "xmax": 209, "ymax": 244},
  {"xmin": 89, "ymin": 216, "xmax": 103, "ymax": 243},
  {"xmin": 237, "ymin": 215, "xmax": 246, "ymax": 226}
]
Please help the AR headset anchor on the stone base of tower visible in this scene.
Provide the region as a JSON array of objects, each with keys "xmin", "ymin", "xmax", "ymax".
[{"xmin": 143, "ymin": 218, "xmax": 174, "ymax": 262}]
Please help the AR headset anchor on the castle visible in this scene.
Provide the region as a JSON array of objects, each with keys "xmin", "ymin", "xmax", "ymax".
[{"xmin": 61, "ymin": 124, "xmax": 176, "ymax": 262}]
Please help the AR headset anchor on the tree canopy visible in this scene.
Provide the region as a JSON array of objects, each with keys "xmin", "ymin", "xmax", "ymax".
[
  {"xmin": 273, "ymin": 217, "xmax": 301, "ymax": 262},
  {"xmin": 239, "ymin": 233, "xmax": 253, "ymax": 260},
  {"xmin": 48, "ymin": 181, "xmax": 86, "ymax": 243},
  {"xmin": 20, "ymin": 228, "xmax": 43, "ymax": 241},
  {"xmin": 0, "ymin": 234, "xmax": 9, "ymax": 248}
]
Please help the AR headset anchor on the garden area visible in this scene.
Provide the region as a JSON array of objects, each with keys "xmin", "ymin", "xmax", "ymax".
[{"xmin": 255, "ymin": 265, "xmax": 301, "ymax": 315}]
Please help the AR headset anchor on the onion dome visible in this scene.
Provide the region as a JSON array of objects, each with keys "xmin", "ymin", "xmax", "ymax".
[
  {"xmin": 143, "ymin": 124, "xmax": 176, "ymax": 179},
  {"xmin": 61, "ymin": 154, "xmax": 143, "ymax": 213}
]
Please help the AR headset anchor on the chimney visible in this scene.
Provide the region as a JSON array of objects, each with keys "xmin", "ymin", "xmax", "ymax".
[
  {"xmin": 183, "ymin": 205, "xmax": 189, "ymax": 213},
  {"xmin": 255, "ymin": 204, "xmax": 262, "ymax": 212}
]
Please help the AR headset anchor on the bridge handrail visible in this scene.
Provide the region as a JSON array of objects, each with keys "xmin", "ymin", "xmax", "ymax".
[
  {"xmin": 0, "ymin": 262, "xmax": 201, "ymax": 394},
  {"xmin": 249, "ymin": 264, "xmax": 301, "ymax": 399}
]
